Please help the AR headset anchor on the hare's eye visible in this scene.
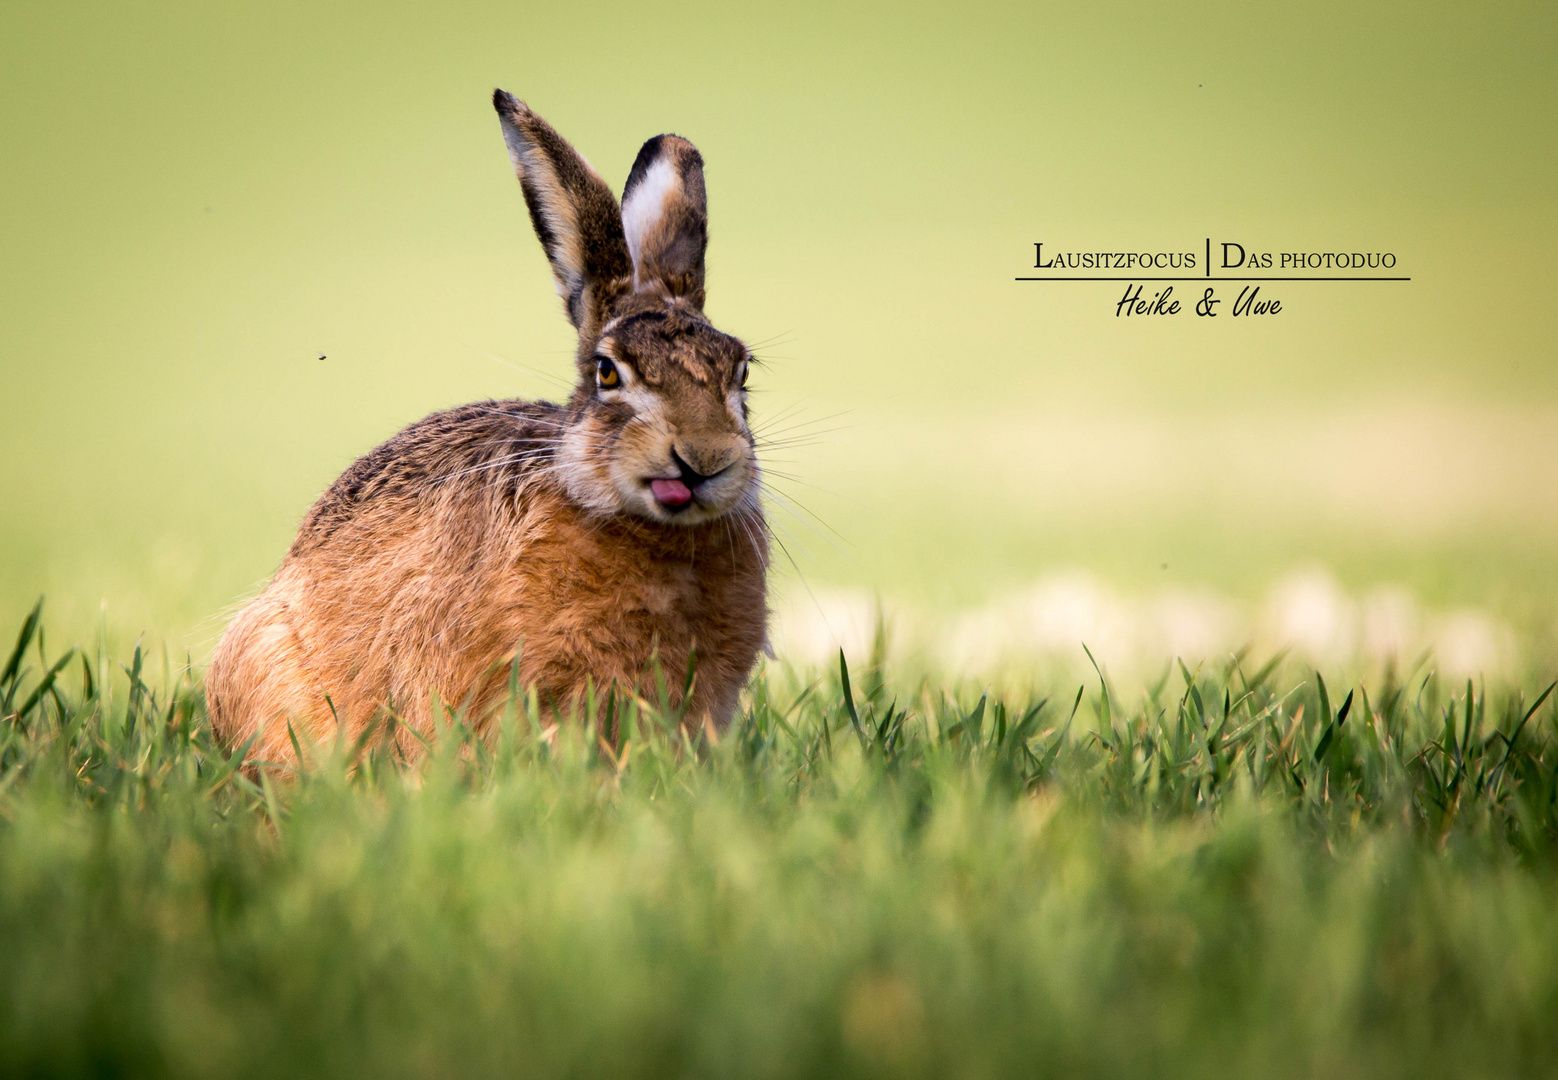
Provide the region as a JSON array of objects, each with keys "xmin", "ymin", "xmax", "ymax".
[
  {"xmin": 596, "ymin": 357, "xmax": 621, "ymax": 390},
  {"xmin": 737, "ymin": 360, "xmax": 750, "ymax": 389}
]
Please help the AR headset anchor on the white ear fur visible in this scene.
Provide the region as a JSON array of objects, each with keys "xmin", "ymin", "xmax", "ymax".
[
  {"xmin": 492, "ymin": 89, "xmax": 632, "ymax": 332},
  {"xmin": 621, "ymin": 156, "xmax": 679, "ymax": 289},
  {"xmin": 620, "ymin": 135, "xmax": 708, "ymax": 307},
  {"xmin": 499, "ymin": 119, "xmax": 585, "ymax": 304}
]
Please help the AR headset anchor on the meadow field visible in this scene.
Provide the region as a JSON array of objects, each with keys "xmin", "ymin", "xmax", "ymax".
[
  {"xmin": 3, "ymin": 0, "xmax": 1557, "ymax": 1075},
  {"xmin": 2, "ymin": 603, "xmax": 1558, "ymax": 1078}
]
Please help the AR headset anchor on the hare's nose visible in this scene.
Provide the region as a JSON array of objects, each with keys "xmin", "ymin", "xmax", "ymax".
[{"xmin": 670, "ymin": 445, "xmax": 735, "ymax": 487}]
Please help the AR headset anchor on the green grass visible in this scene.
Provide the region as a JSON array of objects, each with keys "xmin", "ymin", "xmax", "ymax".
[{"xmin": 3, "ymin": 599, "xmax": 1558, "ymax": 1079}]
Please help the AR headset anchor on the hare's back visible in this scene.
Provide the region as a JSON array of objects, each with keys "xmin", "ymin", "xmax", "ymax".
[{"xmin": 289, "ymin": 398, "xmax": 563, "ymax": 558}]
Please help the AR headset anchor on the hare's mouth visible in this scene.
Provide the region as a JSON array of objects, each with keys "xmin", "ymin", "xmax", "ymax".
[
  {"xmin": 648, "ymin": 477, "xmax": 694, "ymax": 511},
  {"xmin": 646, "ymin": 448, "xmax": 737, "ymax": 513}
]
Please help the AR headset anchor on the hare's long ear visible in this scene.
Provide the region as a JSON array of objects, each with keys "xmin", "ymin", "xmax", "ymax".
[
  {"xmin": 493, "ymin": 90, "xmax": 632, "ymax": 334},
  {"xmin": 621, "ymin": 135, "xmax": 708, "ymax": 310}
]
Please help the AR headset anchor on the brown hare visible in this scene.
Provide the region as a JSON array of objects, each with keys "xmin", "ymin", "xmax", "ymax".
[{"xmin": 206, "ymin": 90, "xmax": 769, "ymax": 764}]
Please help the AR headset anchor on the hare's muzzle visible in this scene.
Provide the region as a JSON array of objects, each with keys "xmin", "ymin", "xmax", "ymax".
[{"xmin": 648, "ymin": 445, "xmax": 740, "ymax": 511}]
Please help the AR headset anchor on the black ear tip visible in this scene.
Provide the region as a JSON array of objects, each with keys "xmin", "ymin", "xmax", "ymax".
[
  {"xmin": 624, "ymin": 135, "xmax": 668, "ymax": 194},
  {"xmin": 492, "ymin": 88, "xmax": 518, "ymax": 115}
]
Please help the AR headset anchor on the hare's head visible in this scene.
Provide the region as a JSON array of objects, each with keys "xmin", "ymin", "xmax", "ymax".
[{"xmin": 493, "ymin": 90, "xmax": 758, "ymax": 527}]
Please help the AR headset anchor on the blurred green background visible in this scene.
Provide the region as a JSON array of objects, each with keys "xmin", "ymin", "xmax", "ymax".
[{"xmin": 2, "ymin": 0, "xmax": 1554, "ymax": 665}]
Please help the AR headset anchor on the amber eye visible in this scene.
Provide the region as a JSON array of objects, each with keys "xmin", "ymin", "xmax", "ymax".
[
  {"xmin": 738, "ymin": 360, "xmax": 750, "ymax": 388},
  {"xmin": 596, "ymin": 357, "xmax": 620, "ymax": 389}
]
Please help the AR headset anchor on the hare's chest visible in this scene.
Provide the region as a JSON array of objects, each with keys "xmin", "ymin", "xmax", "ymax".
[
  {"xmin": 509, "ymin": 516, "xmax": 718, "ymax": 640},
  {"xmin": 626, "ymin": 559, "xmax": 701, "ymax": 617},
  {"xmin": 489, "ymin": 508, "xmax": 765, "ymax": 720},
  {"xmin": 578, "ymin": 552, "xmax": 713, "ymax": 645},
  {"xmin": 499, "ymin": 496, "xmax": 762, "ymax": 696}
]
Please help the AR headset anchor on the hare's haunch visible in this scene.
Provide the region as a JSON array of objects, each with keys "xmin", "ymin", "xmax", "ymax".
[{"xmin": 206, "ymin": 92, "xmax": 769, "ymax": 762}]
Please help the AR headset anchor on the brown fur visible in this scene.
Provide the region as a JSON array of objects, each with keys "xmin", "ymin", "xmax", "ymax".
[
  {"xmin": 206, "ymin": 94, "xmax": 769, "ymax": 764},
  {"xmin": 622, "ymin": 135, "xmax": 708, "ymax": 306}
]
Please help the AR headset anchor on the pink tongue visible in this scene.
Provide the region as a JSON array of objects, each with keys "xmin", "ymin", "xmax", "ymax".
[{"xmin": 651, "ymin": 478, "xmax": 693, "ymax": 507}]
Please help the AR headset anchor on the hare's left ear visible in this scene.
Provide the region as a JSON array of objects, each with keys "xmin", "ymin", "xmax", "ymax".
[
  {"xmin": 493, "ymin": 90, "xmax": 632, "ymax": 335},
  {"xmin": 621, "ymin": 135, "xmax": 708, "ymax": 309}
]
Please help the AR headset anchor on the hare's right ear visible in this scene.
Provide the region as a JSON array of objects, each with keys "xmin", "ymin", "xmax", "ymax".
[
  {"xmin": 492, "ymin": 90, "xmax": 632, "ymax": 334},
  {"xmin": 621, "ymin": 135, "xmax": 708, "ymax": 309}
]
